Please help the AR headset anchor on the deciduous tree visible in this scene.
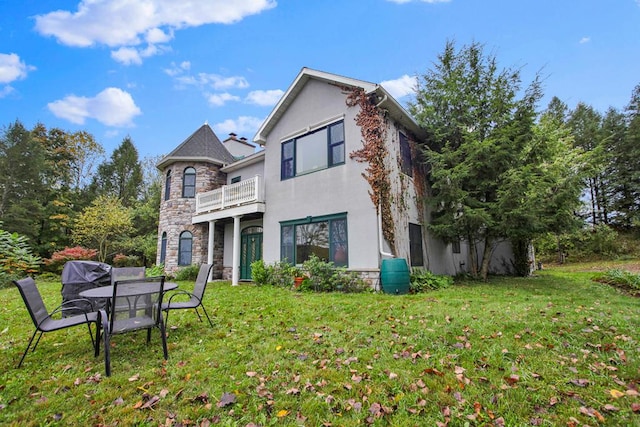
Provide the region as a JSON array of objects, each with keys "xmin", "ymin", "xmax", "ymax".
[{"xmin": 72, "ymin": 195, "xmax": 133, "ymax": 262}]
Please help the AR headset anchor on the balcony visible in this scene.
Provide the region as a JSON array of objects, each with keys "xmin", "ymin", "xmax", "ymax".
[{"xmin": 195, "ymin": 175, "xmax": 264, "ymax": 215}]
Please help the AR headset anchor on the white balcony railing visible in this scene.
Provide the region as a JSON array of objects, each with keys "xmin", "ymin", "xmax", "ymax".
[{"xmin": 195, "ymin": 175, "xmax": 263, "ymax": 214}]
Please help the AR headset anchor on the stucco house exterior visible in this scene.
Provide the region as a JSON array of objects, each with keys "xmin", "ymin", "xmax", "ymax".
[{"xmin": 156, "ymin": 67, "xmax": 516, "ymax": 286}]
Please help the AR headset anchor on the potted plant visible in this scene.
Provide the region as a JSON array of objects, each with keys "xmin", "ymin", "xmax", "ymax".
[{"xmin": 292, "ymin": 266, "xmax": 305, "ymax": 288}]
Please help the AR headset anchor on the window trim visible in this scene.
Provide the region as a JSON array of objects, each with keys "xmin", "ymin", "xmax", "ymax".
[
  {"xmin": 164, "ymin": 170, "xmax": 171, "ymax": 201},
  {"xmin": 280, "ymin": 213, "xmax": 348, "ymax": 266},
  {"xmin": 160, "ymin": 232, "xmax": 167, "ymax": 264},
  {"xmin": 182, "ymin": 167, "xmax": 196, "ymax": 198},
  {"xmin": 178, "ymin": 231, "xmax": 193, "ymax": 266},
  {"xmin": 281, "ymin": 119, "xmax": 345, "ymax": 180},
  {"xmin": 399, "ymin": 132, "xmax": 413, "ymax": 177},
  {"xmin": 409, "ymin": 223, "xmax": 424, "ymax": 267}
]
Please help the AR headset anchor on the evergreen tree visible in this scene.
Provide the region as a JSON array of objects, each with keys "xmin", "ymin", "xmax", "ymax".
[
  {"xmin": 567, "ymin": 103, "xmax": 605, "ymax": 225},
  {"xmin": 614, "ymin": 84, "xmax": 640, "ymax": 229},
  {"xmin": 0, "ymin": 121, "xmax": 46, "ymax": 242},
  {"xmin": 410, "ymin": 41, "xmax": 584, "ymax": 278},
  {"xmin": 92, "ymin": 136, "xmax": 143, "ymax": 207}
]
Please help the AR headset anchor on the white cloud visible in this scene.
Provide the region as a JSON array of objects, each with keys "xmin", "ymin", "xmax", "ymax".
[
  {"xmin": 175, "ymin": 73, "xmax": 249, "ymax": 90},
  {"xmin": 164, "ymin": 61, "xmax": 191, "ymax": 77},
  {"xmin": 381, "ymin": 74, "xmax": 417, "ymax": 99},
  {"xmin": 245, "ymin": 89, "xmax": 284, "ymax": 106},
  {"xmin": 0, "ymin": 53, "xmax": 35, "ymax": 84},
  {"xmin": 207, "ymin": 92, "xmax": 241, "ymax": 107},
  {"xmin": 214, "ymin": 116, "xmax": 263, "ymax": 135},
  {"xmin": 47, "ymin": 87, "xmax": 141, "ymax": 127},
  {"xmin": 111, "ymin": 47, "xmax": 143, "ymax": 65},
  {"xmin": 579, "ymin": 36, "xmax": 591, "ymax": 44},
  {"xmin": 0, "ymin": 85, "xmax": 15, "ymax": 98},
  {"xmin": 111, "ymin": 44, "xmax": 170, "ymax": 65},
  {"xmin": 34, "ymin": 0, "xmax": 276, "ymax": 63}
]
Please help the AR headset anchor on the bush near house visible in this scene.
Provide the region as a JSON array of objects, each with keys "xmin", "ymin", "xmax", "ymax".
[
  {"xmin": 174, "ymin": 264, "xmax": 200, "ymax": 281},
  {"xmin": 251, "ymin": 255, "xmax": 369, "ymax": 293},
  {"xmin": 409, "ymin": 268, "xmax": 453, "ymax": 293}
]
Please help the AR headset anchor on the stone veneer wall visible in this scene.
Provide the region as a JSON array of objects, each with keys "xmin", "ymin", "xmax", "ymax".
[{"xmin": 157, "ymin": 161, "xmax": 227, "ymax": 276}]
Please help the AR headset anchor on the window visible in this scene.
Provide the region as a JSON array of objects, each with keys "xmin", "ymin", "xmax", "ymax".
[
  {"xmin": 160, "ymin": 232, "xmax": 167, "ymax": 264},
  {"xmin": 409, "ymin": 223, "xmax": 424, "ymax": 266},
  {"xmin": 281, "ymin": 120, "xmax": 344, "ymax": 179},
  {"xmin": 452, "ymin": 240, "xmax": 461, "ymax": 254},
  {"xmin": 399, "ymin": 132, "xmax": 413, "ymax": 177},
  {"xmin": 164, "ymin": 170, "xmax": 171, "ymax": 201},
  {"xmin": 281, "ymin": 214, "xmax": 348, "ymax": 266},
  {"xmin": 178, "ymin": 231, "xmax": 193, "ymax": 265},
  {"xmin": 231, "ymin": 176, "xmax": 241, "ymax": 184},
  {"xmin": 182, "ymin": 167, "xmax": 196, "ymax": 198}
]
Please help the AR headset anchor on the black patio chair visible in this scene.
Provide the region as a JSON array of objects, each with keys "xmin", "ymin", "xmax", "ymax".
[
  {"xmin": 111, "ymin": 266, "xmax": 146, "ymax": 284},
  {"xmin": 102, "ymin": 276, "xmax": 167, "ymax": 376},
  {"xmin": 13, "ymin": 277, "xmax": 106, "ymax": 368},
  {"xmin": 162, "ymin": 264, "xmax": 215, "ymax": 327}
]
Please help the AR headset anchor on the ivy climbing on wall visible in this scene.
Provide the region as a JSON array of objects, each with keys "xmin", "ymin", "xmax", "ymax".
[{"xmin": 346, "ymin": 88, "xmax": 396, "ymax": 255}]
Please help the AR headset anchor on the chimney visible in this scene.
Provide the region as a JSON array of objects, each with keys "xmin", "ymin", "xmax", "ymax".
[{"xmin": 228, "ymin": 132, "xmax": 237, "ymax": 140}]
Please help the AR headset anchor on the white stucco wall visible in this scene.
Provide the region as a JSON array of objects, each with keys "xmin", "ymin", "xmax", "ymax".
[{"xmin": 260, "ymin": 79, "xmax": 381, "ymax": 271}]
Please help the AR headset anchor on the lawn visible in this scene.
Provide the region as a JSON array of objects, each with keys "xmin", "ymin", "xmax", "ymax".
[{"xmin": 0, "ymin": 265, "xmax": 639, "ymax": 426}]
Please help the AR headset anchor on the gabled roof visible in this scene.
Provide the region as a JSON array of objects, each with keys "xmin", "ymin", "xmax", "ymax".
[
  {"xmin": 253, "ymin": 67, "xmax": 425, "ymax": 144},
  {"xmin": 157, "ymin": 123, "xmax": 237, "ymax": 170}
]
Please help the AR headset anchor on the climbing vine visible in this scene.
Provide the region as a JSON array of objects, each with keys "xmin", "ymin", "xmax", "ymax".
[{"xmin": 346, "ymin": 88, "xmax": 396, "ymax": 254}]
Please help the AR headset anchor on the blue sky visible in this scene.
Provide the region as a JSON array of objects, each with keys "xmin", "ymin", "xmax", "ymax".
[{"xmin": 1, "ymin": 0, "xmax": 639, "ymax": 159}]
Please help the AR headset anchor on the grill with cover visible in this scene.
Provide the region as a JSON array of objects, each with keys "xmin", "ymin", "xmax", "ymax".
[{"xmin": 61, "ymin": 261, "xmax": 112, "ymax": 316}]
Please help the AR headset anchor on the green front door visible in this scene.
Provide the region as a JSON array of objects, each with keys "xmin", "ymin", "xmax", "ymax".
[{"xmin": 240, "ymin": 227, "xmax": 263, "ymax": 280}]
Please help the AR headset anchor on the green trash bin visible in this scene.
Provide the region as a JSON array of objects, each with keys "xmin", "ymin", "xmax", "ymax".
[{"xmin": 380, "ymin": 258, "xmax": 410, "ymax": 294}]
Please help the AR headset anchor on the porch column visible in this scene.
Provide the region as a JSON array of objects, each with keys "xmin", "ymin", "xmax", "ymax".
[
  {"xmin": 207, "ymin": 220, "xmax": 216, "ymax": 281},
  {"xmin": 231, "ymin": 215, "xmax": 242, "ymax": 286}
]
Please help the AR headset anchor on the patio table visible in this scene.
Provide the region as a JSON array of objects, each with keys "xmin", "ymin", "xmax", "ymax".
[
  {"xmin": 79, "ymin": 281, "xmax": 178, "ymax": 300},
  {"xmin": 79, "ymin": 280, "xmax": 178, "ymax": 316}
]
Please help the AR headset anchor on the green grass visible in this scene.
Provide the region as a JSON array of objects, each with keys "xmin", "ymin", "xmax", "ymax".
[{"xmin": 1, "ymin": 265, "xmax": 639, "ymax": 426}]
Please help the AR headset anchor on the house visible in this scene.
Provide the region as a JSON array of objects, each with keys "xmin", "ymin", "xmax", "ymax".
[{"xmin": 156, "ymin": 67, "xmax": 516, "ymax": 286}]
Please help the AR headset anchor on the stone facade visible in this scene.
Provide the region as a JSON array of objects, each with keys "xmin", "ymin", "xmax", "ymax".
[{"xmin": 157, "ymin": 161, "xmax": 227, "ymax": 276}]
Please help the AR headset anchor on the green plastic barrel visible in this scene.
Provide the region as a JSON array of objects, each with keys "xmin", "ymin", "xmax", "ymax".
[{"xmin": 380, "ymin": 258, "xmax": 410, "ymax": 294}]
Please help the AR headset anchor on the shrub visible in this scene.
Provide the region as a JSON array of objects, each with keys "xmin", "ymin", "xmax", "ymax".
[
  {"xmin": 44, "ymin": 246, "xmax": 97, "ymax": 273},
  {"xmin": 410, "ymin": 268, "xmax": 453, "ymax": 293},
  {"xmin": 252, "ymin": 256, "xmax": 368, "ymax": 293},
  {"xmin": 146, "ymin": 264, "xmax": 166, "ymax": 278},
  {"xmin": 112, "ymin": 253, "xmax": 141, "ymax": 267},
  {"xmin": 594, "ymin": 268, "xmax": 640, "ymax": 294},
  {"xmin": 300, "ymin": 254, "xmax": 368, "ymax": 293},
  {"xmin": 0, "ymin": 225, "xmax": 41, "ymax": 288},
  {"xmin": 250, "ymin": 259, "xmax": 270, "ymax": 286},
  {"xmin": 174, "ymin": 264, "xmax": 201, "ymax": 281}
]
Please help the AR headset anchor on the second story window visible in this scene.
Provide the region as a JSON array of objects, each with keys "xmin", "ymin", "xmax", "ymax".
[
  {"xmin": 399, "ymin": 132, "xmax": 413, "ymax": 177},
  {"xmin": 182, "ymin": 167, "xmax": 196, "ymax": 198},
  {"xmin": 164, "ymin": 170, "xmax": 171, "ymax": 201},
  {"xmin": 281, "ymin": 120, "xmax": 345, "ymax": 180}
]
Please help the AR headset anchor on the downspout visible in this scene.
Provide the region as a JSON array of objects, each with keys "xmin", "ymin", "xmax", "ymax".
[
  {"xmin": 374, "ymin": 91, "xmax": 392, "ymax": 259},
  {"xmin": 378, "ymin": 204, "xmax": 394, "ymax": 258}
]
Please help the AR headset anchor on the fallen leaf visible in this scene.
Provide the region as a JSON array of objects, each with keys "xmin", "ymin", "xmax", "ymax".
[
  {"xmin": 216, "ymin": 392, "xmax": 236, "ymax": 408},
  {"xmin": 276, "ymin": 409, "xmax": 290, "ymax": 418},
  {"xmin": 569, "ymin": 379, "xmax": 589, "ymax": 387},
  {"xmin": 609, "ymin": 389, "xmax": 625, "ymax": 399},
  {"xmin": 128, "ymin": 374, "xmax": 140, "ymax": 382},
  {"xmin": 139, "ymin": 395, "xmax": 160, "ymax": 410}
]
